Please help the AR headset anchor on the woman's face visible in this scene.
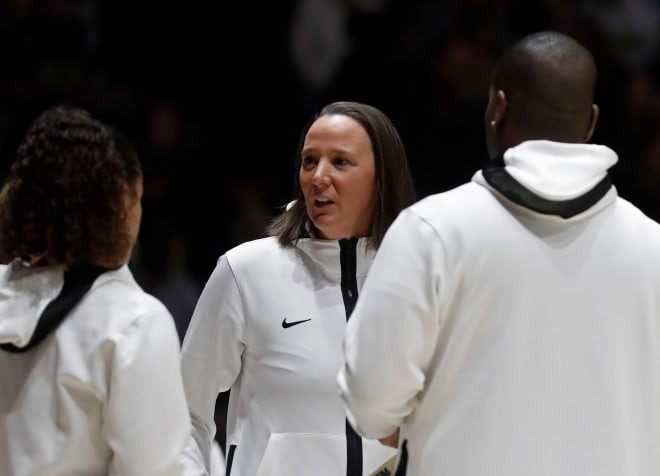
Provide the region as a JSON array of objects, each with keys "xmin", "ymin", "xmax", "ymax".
[{"xmin": 299, "ymin": 114, "xmax": 376, "ymax": 240}]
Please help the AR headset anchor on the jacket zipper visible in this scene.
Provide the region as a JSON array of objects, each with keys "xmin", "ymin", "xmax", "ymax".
[{"xmin": 339, "ymin": 238, "xmax": 362, "ymax": 476}]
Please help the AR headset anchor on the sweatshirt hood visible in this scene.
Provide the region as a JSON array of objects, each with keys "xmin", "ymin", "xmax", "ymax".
[
  {"xmin": 495, "ymin": 140, "xmax": 617, "ymax": 200},
  {"xmin": 473, "ymin": 140, "xmax": 619, "ymax": 218},
  {"xmin": 0, "ymin": 263, "xmax": 64, "ymax": 347},
  {"xmin": 0, "ymin": 262, "xmax": 108, "ymax": 351}
]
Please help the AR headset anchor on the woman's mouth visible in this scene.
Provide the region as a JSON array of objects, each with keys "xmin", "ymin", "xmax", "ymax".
[{"xmin": 315, "ymin": 197, "xmax": 334, "ymax": 207}]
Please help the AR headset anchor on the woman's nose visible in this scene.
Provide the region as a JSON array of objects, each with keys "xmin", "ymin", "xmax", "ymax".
[{"xmin": 312, "ymin": 161, "xmax": 331, "ymax": 186}]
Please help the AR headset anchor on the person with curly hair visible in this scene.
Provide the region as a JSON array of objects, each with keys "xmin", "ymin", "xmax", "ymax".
[{"xmin": 0, "ymin": 104, "xmax": 190, "ymax": 476}]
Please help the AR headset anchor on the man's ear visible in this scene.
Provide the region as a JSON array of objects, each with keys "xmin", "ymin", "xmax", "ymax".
[
  {"xmin": 493, "ymin": 90, "xmax": 508, "ymax": 127},
  {"xmin": 584, "ymin": 104, "xmax": 599, "ymax": 142}
]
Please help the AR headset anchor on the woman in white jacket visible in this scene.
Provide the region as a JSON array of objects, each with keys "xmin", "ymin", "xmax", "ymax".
[
  {"xmin": 0, "ymin": 104, "xmax": 190, "ymax": 476},
  {"xmin": 180, "ymin": 101, "xmax": 415, "ymax": 476}
]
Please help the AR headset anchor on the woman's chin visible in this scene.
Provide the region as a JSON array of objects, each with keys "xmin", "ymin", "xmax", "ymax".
[{"xmin": 313, "ymin": 224, "xmax": 340, "ymax": 241}]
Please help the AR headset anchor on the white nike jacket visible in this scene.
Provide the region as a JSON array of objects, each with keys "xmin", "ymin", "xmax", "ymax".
[
  {"xmin": 180, "ymin": 236, "xmax": 396, "ymax": 476},
  {"xmin": 0, "ymin": 262, "xmax": 190, "ymax": 476},
  {"xmin": 338, "ymin": 140, "xmax": 660, "ymax": 476}
]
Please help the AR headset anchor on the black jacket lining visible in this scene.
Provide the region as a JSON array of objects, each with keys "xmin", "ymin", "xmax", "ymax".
[
  {"xmin": 482, "ymin": 156, "xmax": 612, "ymax": 218},
  {"xmin": 0, "ymin": 264, "xmax": 106, "ymax": 354},
  {"xmin": 339, "ymin": 238, "xmax": 363, "ymax": 476}
]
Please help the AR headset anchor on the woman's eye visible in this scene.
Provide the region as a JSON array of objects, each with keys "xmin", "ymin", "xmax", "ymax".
[{"xmin": 334, "ymin": 158, "xmax": 350, "ymax": 166}]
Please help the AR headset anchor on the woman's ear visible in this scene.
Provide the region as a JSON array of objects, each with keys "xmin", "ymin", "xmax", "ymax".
[{"xmin": 584, "ymin": 104, "xmax": 599, "ymax": 142}]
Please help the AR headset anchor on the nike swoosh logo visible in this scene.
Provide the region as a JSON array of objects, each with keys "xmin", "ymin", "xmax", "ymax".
[{"xmin": 282, "ymin": 317, "xmax": 312, "ymax": 329}]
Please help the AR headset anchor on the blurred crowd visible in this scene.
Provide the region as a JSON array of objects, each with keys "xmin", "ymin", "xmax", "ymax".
[{"xmin": 1, "ymin": 0, "xmax": 660, "ymax": 341}]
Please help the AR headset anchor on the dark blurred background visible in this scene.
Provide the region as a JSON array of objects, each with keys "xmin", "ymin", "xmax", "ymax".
[
  {"xmin": 0, "ymin": 0, "xmax": 660, "ymax": 304},
  {"xmin": 2, "ymin": 0, "xmax": 659, "ymax": 454},
  {"xmin": 2, "ymin": 0, "xmax": 660, "ymax": 304}
]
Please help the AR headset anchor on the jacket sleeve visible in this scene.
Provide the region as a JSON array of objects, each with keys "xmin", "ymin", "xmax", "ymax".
[
  {"xmin": 337, "ymin": 209, "xmax": 444, "ymax": 439},
  {"xmin": 104, "ymin": 305, "xmax": 190, "ymax": 476},
  {"xmin": 179, "ymin": 255, "xmax": 246, "ymax": 474}
]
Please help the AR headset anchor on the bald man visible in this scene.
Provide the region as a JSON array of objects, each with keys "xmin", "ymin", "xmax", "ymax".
[{"xmin": 338, "ymin": 30, "xmax": 660, "ymax": 476}]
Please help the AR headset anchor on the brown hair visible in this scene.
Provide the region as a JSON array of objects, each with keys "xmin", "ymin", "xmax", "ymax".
[
  {"xmin": 267, "ymin": 101, "xmax": 416, "ymax": 249},
  {"xmin": 0, "ymin": 104, "xmax": 142, "ymax": 268}
]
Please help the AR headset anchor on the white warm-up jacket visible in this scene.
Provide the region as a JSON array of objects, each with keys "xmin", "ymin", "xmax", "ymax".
[
  {"xmin": 180, "ymin": 236, "xmax": 396, "ymax": 476},
  {"xmin": 0, "ymin": 263, "xmax": 189, "ymax": 476},
  {"xmin": 338, "ymin": 140, "xmax": 660, "ymax": 476}
]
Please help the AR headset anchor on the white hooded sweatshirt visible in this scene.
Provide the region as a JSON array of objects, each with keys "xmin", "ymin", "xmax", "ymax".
[
  {"xmin": 180, "ymin": 236, "xmax": 396, "ymax": 476},
  {"xmin": 339, "ymin": 140, "xmax": 660, "ymax": 476},
  {"xmin": 0, "ymin": 262, "xmax": 190, "ymax": 476}
]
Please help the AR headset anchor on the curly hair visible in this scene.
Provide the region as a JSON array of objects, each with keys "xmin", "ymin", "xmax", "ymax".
[
  {"xmin": 267, "ymin": 101, "xmax": 416, "ymax": 249},
  {"xmin": 0, "ymin": 104, "xmax": 142, "ymax": 268}
]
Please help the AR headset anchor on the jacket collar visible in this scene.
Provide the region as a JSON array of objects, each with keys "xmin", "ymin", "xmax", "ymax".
[
  {"xmin": 0, "ymin": 263, "xmax": 130, "ymax": 349},
  {"xmin": 294, "ymin": 237, "xmax": 374, "ymax": 278},
  {"xmin": 474, "ymin": 140, "xmax": 618, "ymax": 218}
]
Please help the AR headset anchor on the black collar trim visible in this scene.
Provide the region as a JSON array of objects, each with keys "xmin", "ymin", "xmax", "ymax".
[
  {"xmin": 482, "ymin": 156, "xmax": 612, "ymax": 218},
  {"xmin": 0, "ymin": 264, "xmax": 107, "ymax": 353}
]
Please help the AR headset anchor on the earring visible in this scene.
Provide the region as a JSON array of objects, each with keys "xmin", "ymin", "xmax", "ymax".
[{"xmin": 490, "ymin": 120, "xmax": 497, "ymax": 127}]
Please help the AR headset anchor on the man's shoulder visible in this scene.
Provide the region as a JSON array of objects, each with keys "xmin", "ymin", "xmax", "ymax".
[
  {"xmin": 614, "ymin": 196, "xmax": 660, "ymax": 238},
  {"xmin": 408, "ymin": 181, "xmax": 486, "ymax": 217}
]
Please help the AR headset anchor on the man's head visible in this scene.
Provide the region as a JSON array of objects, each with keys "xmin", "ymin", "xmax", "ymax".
[{"xmin": 485, "ymin": 30, "xmax": 599, "ymax": 158}]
